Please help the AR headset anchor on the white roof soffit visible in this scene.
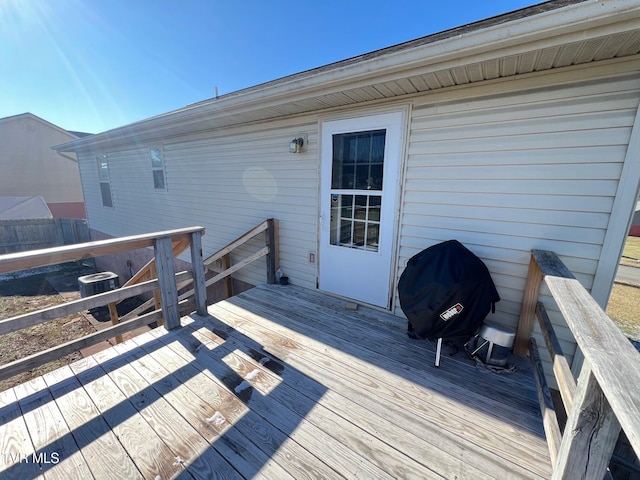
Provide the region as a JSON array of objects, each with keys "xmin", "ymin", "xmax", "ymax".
[{"xmin": 56, "ymin": 0, "xmax": 640, "ymax": 151}]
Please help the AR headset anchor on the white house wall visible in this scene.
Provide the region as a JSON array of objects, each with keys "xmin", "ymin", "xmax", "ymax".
[
  {"xmin": 79, "ymin": 118, "xmax": 320, "ymax": 290},
  {"xmin": 397, "ymin": 61, "xmax": 640, "ymax": 386},
  {"xmin": 78, "ymin": 57, "xmax": 640, "ymax": 388}
]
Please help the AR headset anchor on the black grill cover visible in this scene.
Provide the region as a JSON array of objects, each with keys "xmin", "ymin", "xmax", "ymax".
[{"xmin": 398, "ymin": 240, "xmax": 500, "ymax": 340}]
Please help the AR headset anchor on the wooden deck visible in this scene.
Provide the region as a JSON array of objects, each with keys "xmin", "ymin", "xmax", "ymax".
[{"xmin": 0, "ymin": 284, "xmax": 552, "ymax": 479}]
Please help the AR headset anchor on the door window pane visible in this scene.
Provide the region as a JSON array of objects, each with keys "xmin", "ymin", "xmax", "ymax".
[
  {"xmin": 340, "ymin": 219, "xmax": 352, "ymax": 245},
  {"xmin": 368, "ymin": 196, "xmax": 381, "ymax": 221},
  {"xmin": 340, "ymin": 194, "xmax": 353, "ymax": 218},
  {"xmin": 332, "ymin": 130, "xmax": 385, "ymax": 190},
  {"xmin": 371, "ymin": 131, "xmax": 385, "ymax": 162},
  {"xmin": 355, "ymin": 133, "xmax": 371, "ymax": 163},
  {"xmin": 355, "ymin": 165, "xmax": 369, "ymax": 189},
  {"xmin": 340, "ymin": 164, "xmax": 354, "ymax": 189},
  {"xmin": 366, "ymin": 223, "xmax": 379, "ymax": 250},
  {"xmin": 370, "ymin": 164, "xmax": 383, "ymax": 189},
  {"xmin": 353, "ymin": 221, "xmax": 366, "ymax": 246},
  {"xmin": 329, "ymin": 193, "xmax": 381, "ymax": 252},
  {"xmin": 354, "ymin": 195, "xmax": 367, "ymax": 220}
]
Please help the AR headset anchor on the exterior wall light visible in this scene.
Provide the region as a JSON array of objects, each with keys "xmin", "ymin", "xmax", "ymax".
[{"xmin": 289, "ymin": 137, "xmax": 305, "ymax": 153}]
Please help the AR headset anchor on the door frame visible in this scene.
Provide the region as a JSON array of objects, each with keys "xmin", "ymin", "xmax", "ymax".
[{"xmin": 317, "ymin": 107, "xmax": 409, "ymax": 309}]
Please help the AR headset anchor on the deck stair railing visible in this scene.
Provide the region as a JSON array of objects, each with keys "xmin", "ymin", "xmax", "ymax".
[
  {"xmin": 118, "ymin": 218, "xmax": 279, "ymax": 322},
  {"xmin": 514, "ymin": 250, "xmax": 640, "ymax": 479},
  {"xmin": 0, "ymin": 226, "xmax": 207, "ymax": 383},
  {"xmin": 201, "ymin": 217, "xmax": 279, "ymax": 295}
]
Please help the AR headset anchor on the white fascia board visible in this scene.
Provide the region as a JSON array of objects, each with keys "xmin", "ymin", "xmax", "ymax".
[
  {"xmin": 55, "ymin": 0, "xmax": 640, "ymax": 153},
  {"xmin": 225, "ymin": 2, "xmax": 640, "ymax": 107}
]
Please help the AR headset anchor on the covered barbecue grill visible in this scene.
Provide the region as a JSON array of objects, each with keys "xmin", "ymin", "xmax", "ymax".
[{"xmin": 398, "ymin": 240, "xmax": 500, "ymax": 365}]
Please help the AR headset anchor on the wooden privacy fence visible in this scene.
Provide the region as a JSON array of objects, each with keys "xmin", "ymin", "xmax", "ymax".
[
  {"xmin": 0, "ymin": 226, "xmax": 207, "ymax": 383},
  {"xmin": 515, "ymin": 249, "xmax": 640, "ymax": 479},
  {"xmin": 0, "ymin": 218, "xmax": 90, "ymax": 254}
]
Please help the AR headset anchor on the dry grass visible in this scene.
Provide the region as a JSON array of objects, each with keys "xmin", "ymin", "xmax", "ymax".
[
  {"xmin": 0, "ymin": 277, "xmax": 95, "ymax": 392},
  {"xmin": 607, "ymin": 282, "xmax": 640, "ymax": 341},
  {"xmin": 621, "ymin": 236, "xmax": 640, "ymax": 267},
  {"xmin": 611, "ymin": 236, "xmax": 640, "ymax": 341},
  {"xmin": 623, "ymin": 236, "xmax": 640, "ymax": 258}
]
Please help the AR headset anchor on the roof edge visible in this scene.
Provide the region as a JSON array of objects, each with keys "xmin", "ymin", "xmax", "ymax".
[
  {"xmin": 54, "ymin": 0, "xmax": 640, "ymax": 152},
  {"xmin": 1, "ymin": 112, "xmax": 83, "ymax": 139}
]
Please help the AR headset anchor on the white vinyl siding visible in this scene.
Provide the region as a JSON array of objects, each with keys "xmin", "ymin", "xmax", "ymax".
[
  {"xmin": 79, "ymin": 119, "xmax": 319, "ymax": 289},
  {"xmin": 77, "ymin": 58, "xmax": 640, "ymax": 388},
  {"xmin": 397, "ymin": 72, "xmax": 640, "ymax": 386}
]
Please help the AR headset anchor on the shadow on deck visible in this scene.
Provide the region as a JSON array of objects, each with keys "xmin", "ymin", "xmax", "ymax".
[{"xmin": 0, "ymin": 284, "xmax": 551, "ymax": 479}]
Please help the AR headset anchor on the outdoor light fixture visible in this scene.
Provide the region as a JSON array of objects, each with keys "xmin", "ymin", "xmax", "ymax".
[{"xmin": 289, "ymin": 137, "xmax": 304, "ymax": 154}]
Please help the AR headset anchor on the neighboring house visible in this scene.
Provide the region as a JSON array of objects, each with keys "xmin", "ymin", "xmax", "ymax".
[
  {"xmin": 0, "ymin": 196, "xmax": 52, "ymax": 220},
  {"xmin": 0, "ymin": 113, "xmax": 88, "ymax": 218},
  {"xmin": 55, "ymin": 0, "xmax": 640, "ymax": 386}
]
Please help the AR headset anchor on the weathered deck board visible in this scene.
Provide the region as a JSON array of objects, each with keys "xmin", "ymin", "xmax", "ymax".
[
  {"xmin": 0, "ymin": 284, "xmax": 552, "ymax": 479},
  {"xmin": 143, "ymin": 326, "xmax": 382, "ymax": 479},
  {"xmin": 248, "ymin": 286, "xmax": 542, "ymax": 414},
  {"xmin": 68, "ymin": 356, "xmax": 190, "ymax": 479},
  {"xmin": 249, "ymin": 285, "xmax": 540, "ymax": 405},
  {"xmin": 205, "ymin": 288, "xmax": 550, "ymax": 478},
  {"xmin": 88, "ymin": 345, "xmax": 241, "ymax": 480},
  {"xmin": 224, "ymin": 288, "xmax": 545, "ymax": 436},
  {"xmin": 0, "ymin": 387, "xmax": 42, "ymax": 479},
  {"xmin": 42, "ymin": 366, "xmax": 143, "ymax": 479},
  {"xmin": 180, "ymin": 319, "xmax": 493, "ymax": 480},
  {"xmin": 13, "ymin": 377, "xmax": 94, "ymax": 479},
  {"xmin": 127, "ymin": 326, "xmax": 341, "ymax": 479},
  {"xmin": 151, "ymin": 323, "xmax": 431, "ymax": 479},
  {"xmin": 109, "ymin": 340, "xmax": 295, "ymax": 480}
]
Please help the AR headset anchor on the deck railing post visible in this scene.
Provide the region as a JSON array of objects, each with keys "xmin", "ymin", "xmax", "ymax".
[
  {"xmin": 514, "ymin": 254, "xmax": 543, "ymax": 356},
  {"xmin": 189, "ymin": 231, "xmax": 207, "ymax": 316},
  {"xmin": 529, "ymin": 337, "xmax": 562, "ymax": 465},
  {"xmin": 148, "ymin": 262, "xmax": 164, "ymax": 326},
  {"xmin": 154, "ymin": 236, "xmax": 180, "ymax": 330},
  {"xmin": 107, "ymin": 302, "xmax": 123, "ymax": 344},
  {"xmin": 552, "ymin": 365, "xmax": 621, "ymax": 479},
  {"xmin": 222, "ymin": 254, "xmax": 233, "ymax": 298},
  {"xmin": 265, "ymin": 218, "xmax": 279, "ymax": 284}
]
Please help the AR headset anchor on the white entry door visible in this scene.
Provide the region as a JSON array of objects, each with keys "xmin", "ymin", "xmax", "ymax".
[{"xmin": 319, "ymin": 111, "xmax": 404, "ymax": 308}]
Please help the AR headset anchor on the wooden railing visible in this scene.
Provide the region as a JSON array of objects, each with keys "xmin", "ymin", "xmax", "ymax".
[
  {"xmin": 0, "ymin": 226, "xmax": 207, "ymax": 382},
  {"xmin": 118, "ymin": 218, "xmax": 279, "ymax": 322},
  {"xmin": 515, "ymin": 250, "xmax": 640, "ymax": 479},
  {"xmin": 201, "ymin": 218, "xmax": 279, "ymax": 293}
]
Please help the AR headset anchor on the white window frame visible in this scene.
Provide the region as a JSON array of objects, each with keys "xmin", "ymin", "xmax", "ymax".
[
  {"xmin": 150, "ymin": 147, "xmax": 167, "ymax": 190},
  {"xmin": 96, "ymin": 154, "xmax": 113, "ymax": 208}
]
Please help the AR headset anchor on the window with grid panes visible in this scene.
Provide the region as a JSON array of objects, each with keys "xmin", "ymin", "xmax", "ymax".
[{"xmin": 329, "ymin": 130, "xmax": 385, "ymax": 252}]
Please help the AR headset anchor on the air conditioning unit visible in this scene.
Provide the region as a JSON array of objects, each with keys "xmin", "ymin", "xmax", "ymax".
[{"xmin": 78, "ymin": 272, "xmax": 120, "ymax": 297}]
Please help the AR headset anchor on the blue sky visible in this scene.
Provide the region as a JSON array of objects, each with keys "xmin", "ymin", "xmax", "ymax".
[{"xmin": 1, "ymin": 0, "xmax": 541, "ymax": 134}]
